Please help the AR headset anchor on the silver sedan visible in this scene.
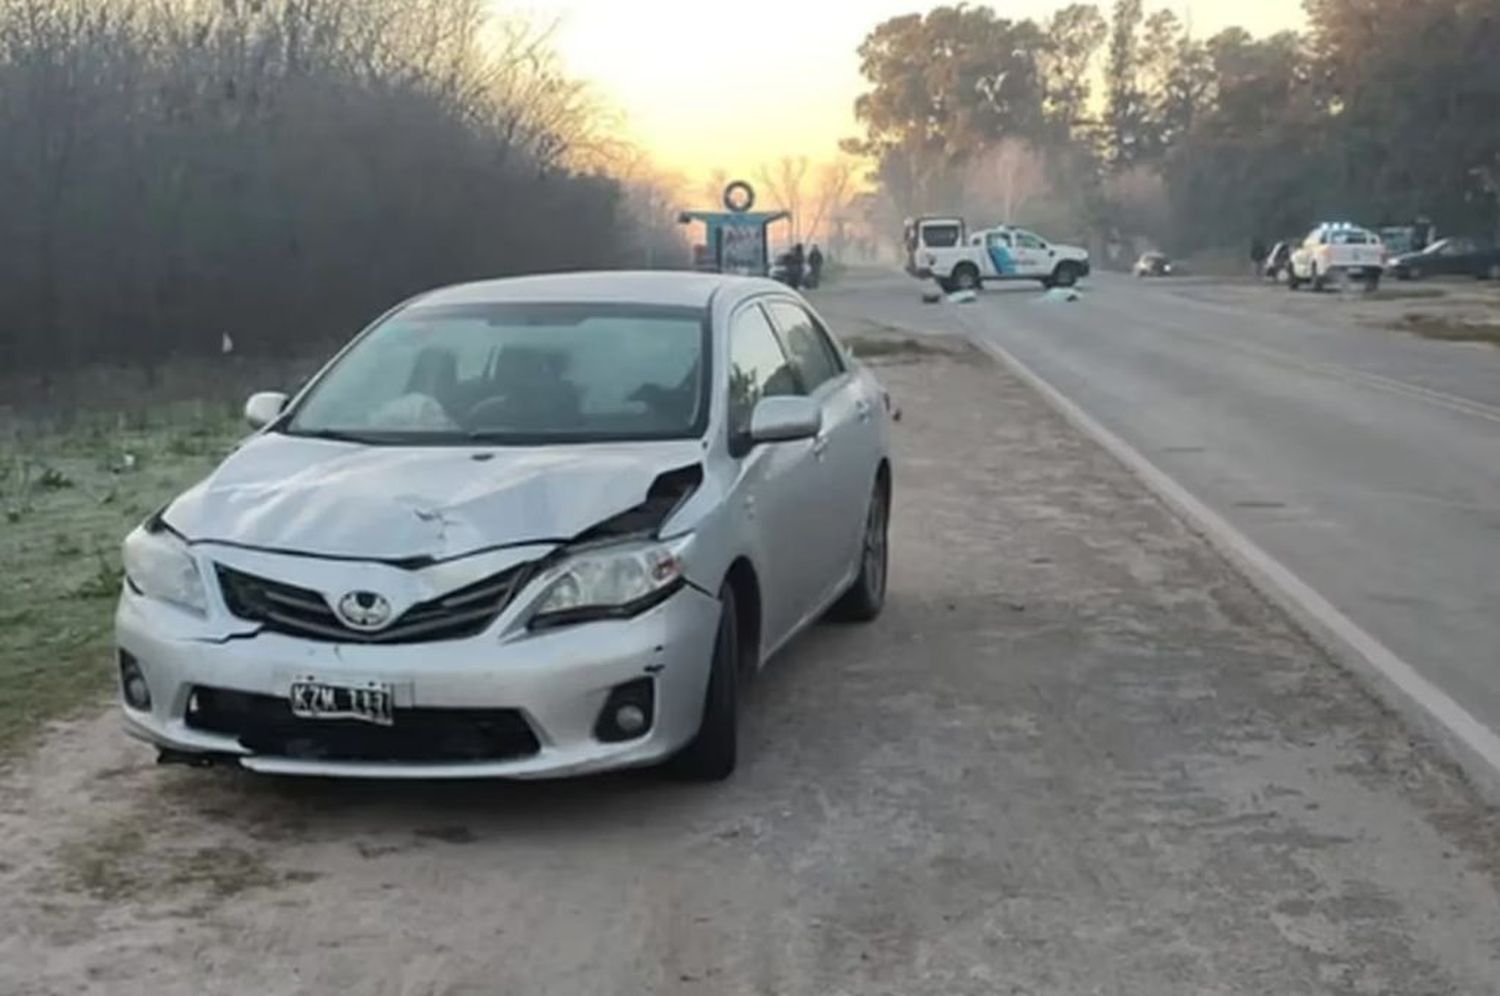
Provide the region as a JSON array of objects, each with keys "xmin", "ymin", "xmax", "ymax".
[{"xmin": 115, "ymin": 272, "xmax": 894, "ymax": 780}]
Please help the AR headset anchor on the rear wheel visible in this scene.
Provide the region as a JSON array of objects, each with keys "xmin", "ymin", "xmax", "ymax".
[
  {"xmin": 666, "ymin": 584, "xmax": 739, "ymax": 781},
  {"xmin": 830, "ymin": 476, "xmax": 890, "ymax": 622}
]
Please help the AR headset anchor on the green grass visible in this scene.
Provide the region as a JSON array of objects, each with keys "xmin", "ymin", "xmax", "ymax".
[
  {"xmin": 1392, "ymin": 313, "xmax": 1500, "ymax": 346},
  {"xmin": 0, "ymin": 400, "xmax": 244, "ymax": 752}
]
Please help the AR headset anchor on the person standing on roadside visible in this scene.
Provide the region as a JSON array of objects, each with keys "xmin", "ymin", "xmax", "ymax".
[
  {"xmin": 806, "ymin": 244, "xmax": 824, "ymax": 288},
  {"xmin": 787, "ymin": 243, "xmax": 806, "ymax": 289}
]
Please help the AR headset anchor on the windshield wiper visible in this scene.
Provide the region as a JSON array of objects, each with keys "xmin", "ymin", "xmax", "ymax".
[
  {"xmin": 465, "ymin": 430, "xmax": 536, "ymax": 444},
  {"xmin": 282, "ymin": 427, "xmax": 402, "ymax": 445}
]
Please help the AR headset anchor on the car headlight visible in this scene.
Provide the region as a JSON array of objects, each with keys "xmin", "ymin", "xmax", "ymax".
[
  {"xmin": 529, "ymin": 540, "xmax": 685, "ymax": 629},
  {"xmin": 122, "ymin": 522, "xmax": 208, "ymax": 616}
]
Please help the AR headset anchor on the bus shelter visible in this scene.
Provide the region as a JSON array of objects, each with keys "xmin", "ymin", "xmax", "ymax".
[{"xmin": 679, "ymin": 181, "xmax": 789, "ymax": 277}]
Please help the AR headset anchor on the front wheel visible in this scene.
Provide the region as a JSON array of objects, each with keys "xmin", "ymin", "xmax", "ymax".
[
  {"xmin": 830, "ymin": 476, "xmax": 889, "ymax": 622},
  {"xmin": 951, "ymin": 264, "xmax": 980, "ymax": 292},
  {"xmin": 666, "ymin": 583, "xmax": 739, "ymax": 781},
  {"xmin": 1051, "ymin": 262, "xmax": 1080, "ymax": 288}
]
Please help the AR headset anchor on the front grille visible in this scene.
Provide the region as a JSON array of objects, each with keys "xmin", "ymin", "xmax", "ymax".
[
  {"xmin": 185, "ymin": 686, "xmax": 541, "ymax": 763},
  {"xmin": 215, "ymin": 561, "xmax": 531, "ymax": 644}
]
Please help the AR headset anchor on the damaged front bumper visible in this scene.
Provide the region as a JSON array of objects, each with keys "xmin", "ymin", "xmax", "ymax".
[{"xmin": 115, "ymin": 574, "xmax": 722, "ymax": 779}]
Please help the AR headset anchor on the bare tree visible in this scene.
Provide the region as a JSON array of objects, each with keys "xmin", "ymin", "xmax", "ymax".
[
  {"xmin": 0, "ymin": 0, "xmax": 664, "ymax": 388},
  {"xmin": 757, "ymin": 155, "xmax": 811, "ymax": 243},
  {"xmin": 801, "ymin": 158, "xmax": 858, "ymax": 250}
]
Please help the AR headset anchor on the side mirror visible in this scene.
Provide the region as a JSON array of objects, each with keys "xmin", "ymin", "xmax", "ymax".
[
  {"xmin": 244, "ymin": 391, "xmax": 288, "ymax": 429},
  {"xmin": 748, "ymin": 396, "xmax": 821, "ymax": 445}
]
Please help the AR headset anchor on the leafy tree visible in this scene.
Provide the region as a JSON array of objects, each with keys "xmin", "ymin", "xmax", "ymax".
[
  {"xmin": 1040, "ymin": 3, "xmax": 1109, "ymax": 137},
  {"xmin": 1103, "ymin": 0, "xmax": 1147, "ymax": 170},
  {"xmin": 847, "ymin": 5, "xmax": 1049, "ymax": 216}
]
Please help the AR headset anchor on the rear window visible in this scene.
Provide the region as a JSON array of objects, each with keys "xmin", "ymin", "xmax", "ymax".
[{"xmin": 920, "ymin": 223, "xmax": 961, "ymax": 248}]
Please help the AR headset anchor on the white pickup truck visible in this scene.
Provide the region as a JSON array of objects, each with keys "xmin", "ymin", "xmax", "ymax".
[
  {"xmin": 904, "ymin": 217, "xmax": 1091, "ymax": 291},
  {"xmin": 1288, "ymin": 222, "xmax": 1385, "ymax": 291}
]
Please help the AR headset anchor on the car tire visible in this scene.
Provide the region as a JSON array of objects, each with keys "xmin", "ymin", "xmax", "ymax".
[
  {"xmin": 1287, "ymin": 271, "xmax": 1302, "ymax": 291},
  {"xmin": 666, "ymin": 583, "xmax": 739, "ymax": 781},
  {"xmin": 1364, "ymin": 273, "xmax": 1380, "ymax": 292},
  {"xmin": 936, "ymin": 277, "xmax": 956, "ymax": 294},
  {"xmin": 830, "ymin": 476, "xmax": 890, "ymax": 623},
  {"xmin": 1052, "ymin": 262, "xmax": 1081, "ymax": 288},
  {"xmin": 952, "ymin": 264, "xmax": 980, "ymax": 292},
  {"xmin": 1408, "ymin": 265, "xmax": 1423, "ymax": 280}
]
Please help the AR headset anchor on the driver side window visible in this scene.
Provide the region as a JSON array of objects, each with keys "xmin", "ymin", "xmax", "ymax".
[{"xmin": 727, "ymin": 304, "xmax": 800, "ymax": 440}]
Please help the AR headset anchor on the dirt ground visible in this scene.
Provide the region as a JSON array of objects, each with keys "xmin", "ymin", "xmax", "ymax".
[{"xmin": 2, "ymin": 337, "xmax": 1499, "ymax": 996}]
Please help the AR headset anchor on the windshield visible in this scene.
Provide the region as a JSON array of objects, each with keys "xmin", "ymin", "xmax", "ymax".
[{"xmin": 286, "ymin": 302, "xmax": 708, "ymax": 444}]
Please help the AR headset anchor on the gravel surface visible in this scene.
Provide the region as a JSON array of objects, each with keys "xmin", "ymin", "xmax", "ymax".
[{"xmin": 2, "ymin": 336, "xmax": 1497, "ymax": 996}]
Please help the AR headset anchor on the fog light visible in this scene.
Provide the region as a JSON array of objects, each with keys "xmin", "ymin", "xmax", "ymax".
[
  {"xmin": 119, "ymin": 650, "xmax": 152, "ymax": 711},
  {"xmin": 615, "ymin": 704, "xmax": 647, "ymax": 735},
  {"xmin": 593, "ymin": 677, "xmax": 654, "ymax": 743}
]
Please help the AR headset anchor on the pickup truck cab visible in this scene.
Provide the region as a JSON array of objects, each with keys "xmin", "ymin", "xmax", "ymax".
[
  {"xmin": 904, "ymin": 217, "xmax": 1090, "ymax": 292},
  {"xmin": 1288, "ymin": 222, "xmax": 1385, "ymax": 291}
]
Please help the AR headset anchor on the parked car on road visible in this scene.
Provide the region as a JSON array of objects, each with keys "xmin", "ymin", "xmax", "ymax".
[
  {"xmin": 1133, "ymin": 251, "xmax": 1173, "ymax": 277},
  {"xmin": 1387, "ymin": 237, "xmax": 1500, "ymax": 281},
  {"xmin": 905, "ymin": 216, "xmax": 1091, "ymax": 292},
  {"xmin": 115, "ymin": 272, "xmax": 895, "ymax": 782},
  {"xmin": 1289, "ymin": 222, "xmax": 1385, "ymax": 291}
]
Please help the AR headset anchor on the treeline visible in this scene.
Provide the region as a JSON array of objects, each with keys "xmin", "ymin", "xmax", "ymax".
[
  {"xmin": 0, "ymin": 0, "xmax": 663, "ymax": 381},
  {"xmin": 846, "ymin": 0, "xmax": 1500, "ymax": 254}
]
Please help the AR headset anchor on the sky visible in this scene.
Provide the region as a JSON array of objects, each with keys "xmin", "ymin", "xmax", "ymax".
[{"xmin": 507, "ymin": 0, "xmax": 1307, "ymax": 183}]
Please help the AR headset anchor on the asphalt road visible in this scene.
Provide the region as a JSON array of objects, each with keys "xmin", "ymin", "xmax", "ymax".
[
  {"xmin": 814, "ymin": 270, "xmax": 1500, "ymax": 765},
  {"xmin": 4, "ymin": 335, "xmax": 1499, "ymax": 995}
]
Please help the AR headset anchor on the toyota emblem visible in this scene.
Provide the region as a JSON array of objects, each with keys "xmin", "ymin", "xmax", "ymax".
[{"xmin": 336, "ymin": 590, "xmax": 393, "ymax": 631}]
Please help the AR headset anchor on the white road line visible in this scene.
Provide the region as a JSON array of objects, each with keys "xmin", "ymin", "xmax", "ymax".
[
  {"xmin": 1113, "ymin": 282, "xmax": 1500, "ymax": 424},
  {"xmin": 1154, "ymin": 316, "xmax": 1500, "ymax": 425},
  {"xmin": 970, "ymin": 333, "xmax": 1500, "ymax": 801}
]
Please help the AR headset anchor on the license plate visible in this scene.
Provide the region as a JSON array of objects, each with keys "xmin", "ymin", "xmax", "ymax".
[{"xmin": 289, "ymin": 679, "xmax": 394, "ymax": 726}]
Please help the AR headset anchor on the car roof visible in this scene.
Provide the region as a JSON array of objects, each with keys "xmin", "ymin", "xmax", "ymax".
[{"xmin": 409, "ymin": 271, "xmax": 781, "ymax": 310}]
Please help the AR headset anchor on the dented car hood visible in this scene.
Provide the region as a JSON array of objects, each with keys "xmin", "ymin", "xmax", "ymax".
[{"xmin": 163, "ymin": 432, "xmax": 705, "ymax": 561}]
